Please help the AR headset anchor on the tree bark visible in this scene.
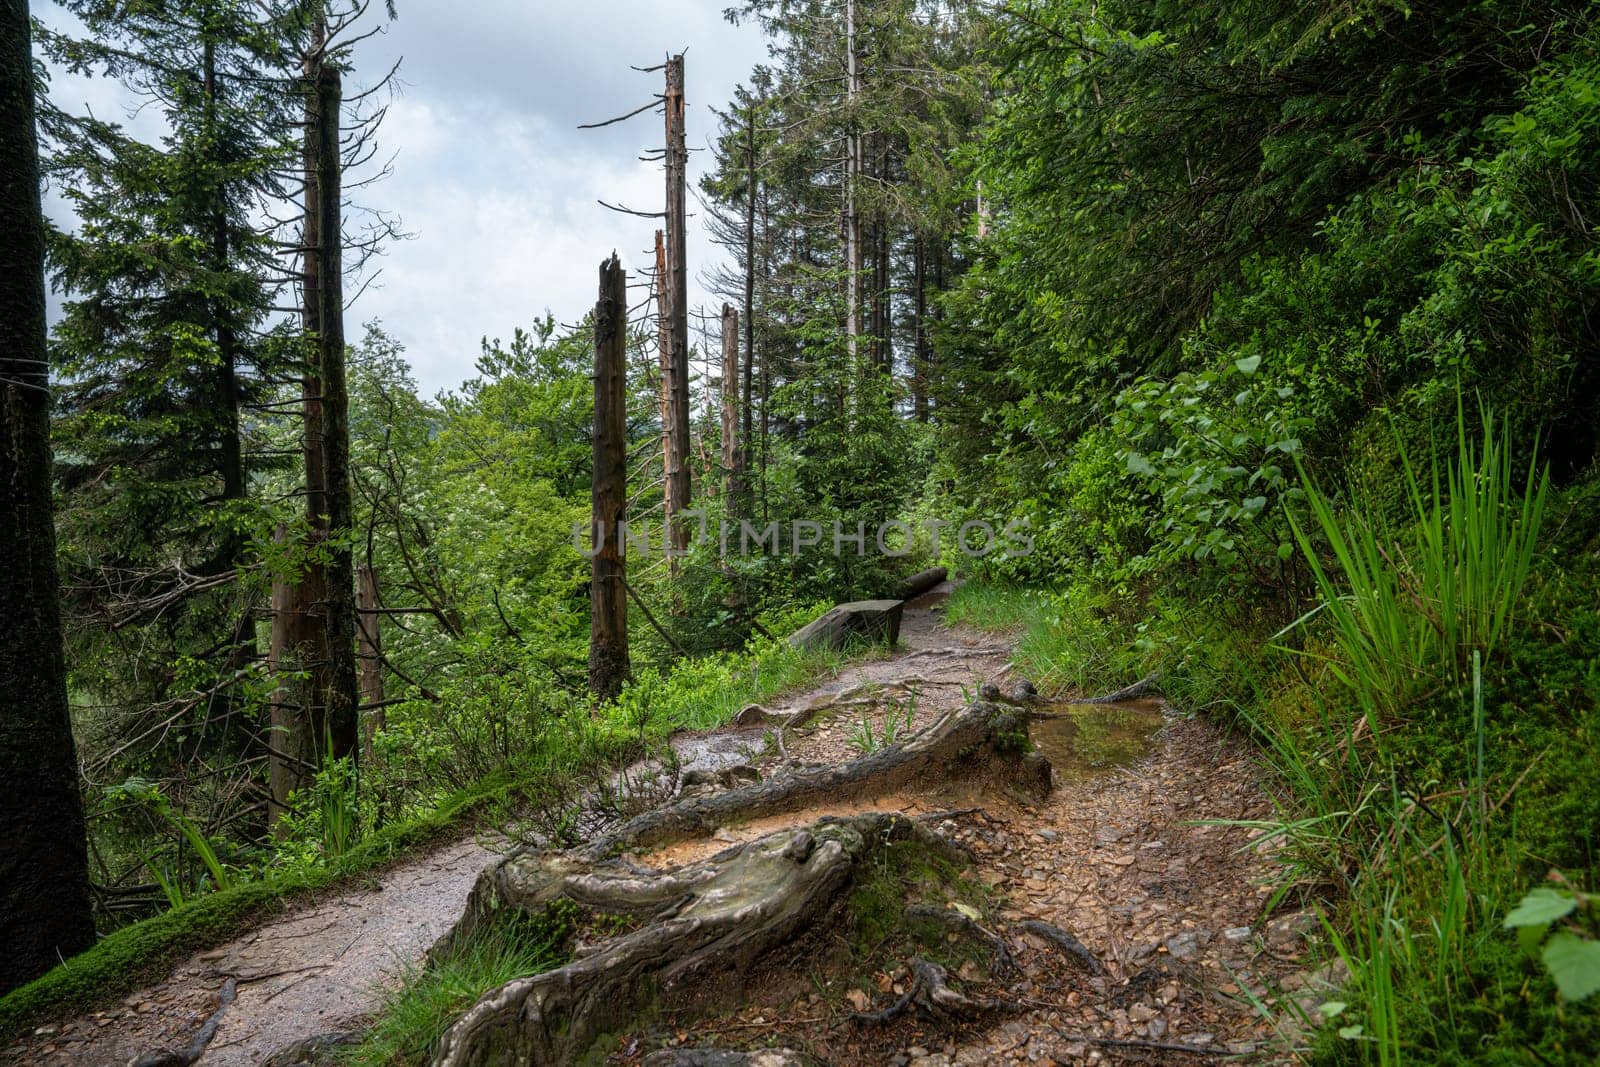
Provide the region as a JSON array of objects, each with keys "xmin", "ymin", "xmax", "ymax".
[
  {"xmin": 313, "ymin": 55, "xmax": 359, "ymax": 762},
  {"xmin": 202, "ymin": 28, "xmax": 259, "ymax": 755},
  {"xmin": 589, "ymin": 255, "xmax": 631, "ymax": 702},
  {"xmin": 579, "ymin": 700, "xmax": 1046, "ymax": 862},
  {"xmin": 912, "ymin": 234, "xmax": 928, "ymax": 421},
  {"xmin": 271, "ymin": 11, "xmax": 332, "ymax": 823},
  {"xmin": 742, "ymin": 107, "xmax": 756, "ymax": 516},
  {"xmin": 0, "ymin": 0, "xmax": 97, "ymax": 993},
  {"xmin": 843, "ymin": 0, "xmax": 863, "ymax": 363},
  {"xmin": 720, "ymin": 303, "xmax": 741, "ymax": 509},
  {"xmin": 356, "ymin": 563, "xmax": 384, "ymax": 754},
  {"xmin": 663, "ymin": 56, "xmax": 692, "ymax": 564}
]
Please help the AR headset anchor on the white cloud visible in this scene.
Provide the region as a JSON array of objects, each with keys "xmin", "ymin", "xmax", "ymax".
[{"xmin": 39, "ymin": 0, "xmax": 772, "ymax": 397}]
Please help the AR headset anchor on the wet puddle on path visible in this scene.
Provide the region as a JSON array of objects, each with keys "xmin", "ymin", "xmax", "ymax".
[{"xmin": 1031, "ymin": 699, "xmax": 1165, "ymax": 782}]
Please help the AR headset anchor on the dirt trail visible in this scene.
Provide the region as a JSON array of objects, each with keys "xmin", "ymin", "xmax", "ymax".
[
  {"xmin": 629, "ymin": 587, "xmax": 1310, "ymax": 1065},
  {"xmin": 9, "ymin": 585, "xmax": 1307, "ymax": 1065},
  {"xmin": 7, "ymin": 833, "xmax": 495, "ymax": 1067}
]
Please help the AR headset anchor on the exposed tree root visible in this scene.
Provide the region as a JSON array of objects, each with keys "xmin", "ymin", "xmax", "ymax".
[
  {"xmin": 1019, "ymin": 919, "xmax": 1106, "ymax": 975},
  {"xmin": 431, "ymin": 815, "xmax": 959, "ymax": 1066},
  {"xmin": 574, "ymin": 700, "xmax": 1046, "ymax": 862},
  {"xmin": 850, "ymin": 958, "xmax": 1022, "ymax": 1025},
  {"xmin": 129, "ymin": 977, "xmax": 235, "ymax": 1067},
  {"xmin": 428, "ymin": 701, "xmax": 1048, "ymax": 1066}
]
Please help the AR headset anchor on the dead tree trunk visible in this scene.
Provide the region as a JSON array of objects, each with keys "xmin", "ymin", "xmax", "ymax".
[
  {"xmin": 663, "ymin": 55, "xmax": 691, "ymax": 566},
  {"xmin": 912, "ymin": 234, "xmax": 928, "ymax": 421},
  {"xmin": 842, "ymin": 0, "xmax": 863, "ymax": 361},
  {"xmin": 271, "ymin": 16, "xmax": 358, "ymax": 827},
  {"xmin": 356, "ymin": 563, "xmax": 384, "ymax": 754},
  {"xmin": 271, "ymin": 14, "xmax": 331, "ymax": 825},
  {"xmin": 589, "ymin": 255, "xmax": 631, "ymax": 702},
  {"xmin": 719, "ymin": 303, "xmax": 741, "ymax": 509},
  {"xmin": 654, "ymin": 227, "xmax": 674, "ymax": 537},
  {"xmin": 741, "ymin": 106, "xmax": 756, "ymax": 517},
  {"xmin": 0, "ymin": 2, "xmax": 97, "ymax": 991}
]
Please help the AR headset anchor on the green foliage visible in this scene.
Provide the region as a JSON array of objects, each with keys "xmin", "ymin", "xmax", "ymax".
[
  {"xmin": 339, "ymin": 904, "xmax": 575, "ymax": 1066},
  {"xmin": 1280, "ymin": 406, "xmax": 1549, "ymax": 718},
  {"xmin": 846, "ymin": 692, "xmax": 917, "ymax": 755}
]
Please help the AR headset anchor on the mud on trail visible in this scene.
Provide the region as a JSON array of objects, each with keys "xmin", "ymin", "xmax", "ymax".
[{"xmin": 7, "ymin": 586, "xmax": 1317, "ymax": 1065}]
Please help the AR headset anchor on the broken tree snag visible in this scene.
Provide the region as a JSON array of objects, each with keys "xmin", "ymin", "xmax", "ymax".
[
  {"xmin": 720, "ymin": 302, "xmax": 742, "ymax": 510},
  {"xmin": 430, "ymin": 815, "xmax": 954, "ymax": 1067},
  {"xmin": 899, "ymin": 566, "xmax": 948, "ymax": 601},
  {"xmin": 590, "ymin": 254, "xmax": 631, "ymax": 701},
  {"xmin": 662, "ymin": 55, "xmax": 691, "ymax": 567},
  {"xmin": 787, "ymin": 598, "xmax": 904, "ymax": 651},
  {"xmin": 568, "ymin": 699, "xmax": 1047, "ymax": 862}
]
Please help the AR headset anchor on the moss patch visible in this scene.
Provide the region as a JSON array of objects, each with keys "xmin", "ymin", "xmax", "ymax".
[{"xmin": 0, "ymin": 768, "xmax": 532, "ymax": 1044}]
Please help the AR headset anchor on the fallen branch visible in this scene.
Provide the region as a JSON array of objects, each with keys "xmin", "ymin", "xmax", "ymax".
[
  {"xmin": 568, "ymin": 701, "xmax": 1048, "ymax": 862},
  {"xmin": 1077, "ymin": 675, "xmax": 1161, "ymax": 704}
]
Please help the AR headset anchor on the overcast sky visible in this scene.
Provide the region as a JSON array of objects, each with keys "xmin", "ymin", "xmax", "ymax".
[{"xmin": 39, "ymin": 2, "xmax": 772, "ymax": 396}]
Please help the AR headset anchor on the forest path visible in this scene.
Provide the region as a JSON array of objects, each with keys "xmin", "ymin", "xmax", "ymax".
[
  {"xmin": 3, "ymin": 585, "xmax": 1005, "ymax": 1067},
  {"xmin": 623, "ymin": 586, "xmax": 1312, "ymax": 1065},
  {"xmin": 8, "ymin": 832, "xmax": 496, "ymax": 1067},
  {"xmin": 10, "ymin": 586, "xmax": 1307, "ymax": 1066}
]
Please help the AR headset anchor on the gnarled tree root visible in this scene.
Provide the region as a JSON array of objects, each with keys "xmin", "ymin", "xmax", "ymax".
[
  {"xmin": 432, "ymin": 815, "xmax": 952, "ymax": 1066},
  {"xmin": 428, "ymin": 701, "xmax": 1047, "ymax": 1067},
  {"xmin": 445, "ymin": 700, "xmax": 1046, "ymax": 955},
  {"xmin": 1019, "ymin": 919, "xmax": 1105, "ymax": 975},
  {"xmin": 850, "ymin": 958, "xmax": 1022, "ymax": 1025}
]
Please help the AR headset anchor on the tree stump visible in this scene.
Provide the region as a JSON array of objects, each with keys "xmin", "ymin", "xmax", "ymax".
[{"xmin": 787, "ymin": 599, "xmax": 903, "ymax": 651}]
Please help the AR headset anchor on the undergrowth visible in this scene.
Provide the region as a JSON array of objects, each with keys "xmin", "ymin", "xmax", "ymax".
[
  {"xmin": 956, "ymin": 407, "xmax": 1600, "ymax": 1062},
  {"xmin": 338, "ymin": 903, "xmax": 576, "ymax": 1066},
  {"xmin": 0, "ymin": 598, "xmax": 862, "ymax": 1043}
]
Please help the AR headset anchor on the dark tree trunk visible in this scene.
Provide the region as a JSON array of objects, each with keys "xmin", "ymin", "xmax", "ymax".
[
  {"xmin": 201, "ymin": 32, "xmax": 260, "ymax": 755},
  {"xmin": 0, "ymin": 0, "xmax": 96, "ymax": 993},
  {"xmin": 271, "ymin": 13, "xmax": 359, "ymax": 824},
  {"xmin": 271, "ymin": 13, "xmax": 332, "ymax": 822},
  {"xmin": 314, "ymin": 57, "xmax": 359, "ymax": 762},
  {"xmin": 356, "ymin": 563, "xmax": 384, "ymax": 756},
  {"xmin": 912, "ymin": 234, "xmax": 928, "ymax": 422},
  {"xmin": 589, "ymin": 256, "xmax": 631, "ymax": 701}
]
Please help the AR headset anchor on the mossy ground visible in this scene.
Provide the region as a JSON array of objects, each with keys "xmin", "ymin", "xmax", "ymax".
[{"xmin": 0, "ymin": 768, "xmax": 532, "ymax": 1045}]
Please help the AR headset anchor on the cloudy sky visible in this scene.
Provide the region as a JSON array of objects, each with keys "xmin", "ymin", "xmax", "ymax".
[{"xmin": 40, "ymin": 2, "xmax": 772, "ymax": 396}]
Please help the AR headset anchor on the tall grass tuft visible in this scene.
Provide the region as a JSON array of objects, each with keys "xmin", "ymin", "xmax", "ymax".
[
  {"xmin": 1227, "ymin": 403, "xmax": 1554, "ymax": 1061},
  {"xmin": 1280, "ymin": 403, "xmax": 1547, "ymax": 717},
  {"xmin": 340, "ymin": 907, "xmax": 573, "ymax": 1066}
]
